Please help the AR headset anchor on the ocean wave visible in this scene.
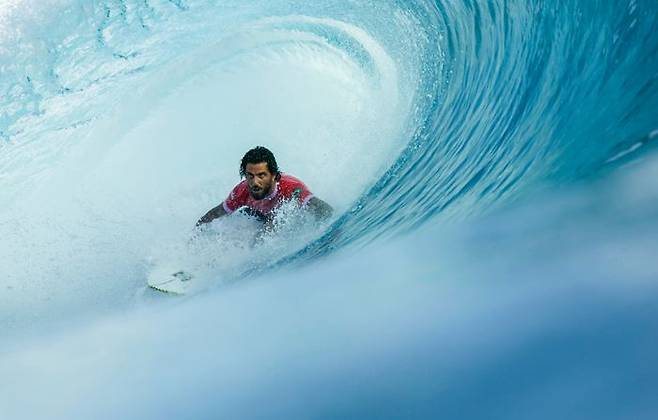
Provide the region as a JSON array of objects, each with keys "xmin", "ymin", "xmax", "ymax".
[{"xmin": 1, "ymin": 1, "xmax": 658, "ymax": 418}]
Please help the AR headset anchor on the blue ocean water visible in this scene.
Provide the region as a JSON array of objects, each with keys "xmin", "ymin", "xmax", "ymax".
[{"xmin": 1, "ymin": 1, "xmax": 658, "ymax": 418}]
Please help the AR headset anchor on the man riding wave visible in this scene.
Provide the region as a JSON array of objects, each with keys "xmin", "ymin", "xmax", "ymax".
[
  {"xmin": 196, "ymin": 146, "xmax": 333, "ymax": 229},
  {"xmin": 148, "ymin": 146, "xmax": 330, "ymax": 294}
]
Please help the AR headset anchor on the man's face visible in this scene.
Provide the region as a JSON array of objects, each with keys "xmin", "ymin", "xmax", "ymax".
[{"xmin": 245, "ymin": 162, "xmax": 276, "ymax": 200}]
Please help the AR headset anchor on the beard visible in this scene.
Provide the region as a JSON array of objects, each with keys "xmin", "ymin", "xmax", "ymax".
[{"xmin": 249, "ymin": 184, "xmax": 272, "ymax": 200}]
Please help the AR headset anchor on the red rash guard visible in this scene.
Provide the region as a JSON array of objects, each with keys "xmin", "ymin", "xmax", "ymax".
[{"xmin": 222, "ymin": 174, "xmax": 314, "ymax": 218}]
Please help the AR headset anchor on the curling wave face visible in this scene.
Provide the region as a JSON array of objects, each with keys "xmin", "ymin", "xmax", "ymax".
[{"xmin": 305, "ymin": 0, "xmax": 658, "ymax": 254}]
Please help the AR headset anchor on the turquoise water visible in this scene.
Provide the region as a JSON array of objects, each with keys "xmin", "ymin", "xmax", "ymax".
[{"xmin": 1, "ymin": 1, "xmax": 658, "ymax": 418}]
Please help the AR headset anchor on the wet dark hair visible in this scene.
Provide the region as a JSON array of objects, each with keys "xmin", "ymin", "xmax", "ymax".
[{"xmin": 239, "ymin": 146, "xmax": 280, "ymax": 178}]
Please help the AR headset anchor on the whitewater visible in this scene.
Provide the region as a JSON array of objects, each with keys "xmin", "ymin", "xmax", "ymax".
[{"xmin": 1, "ymin": 1, "xmax": 658, "ymax": 418}]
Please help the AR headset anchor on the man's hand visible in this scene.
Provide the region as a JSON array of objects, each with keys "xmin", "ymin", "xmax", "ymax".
[
  {"xmin": 196, "ymin": 203, "xmax": 228, "ymax": 227},
  {"xmin": 307, "ymin": 197, "xmax": 333, "ymax": 221}
]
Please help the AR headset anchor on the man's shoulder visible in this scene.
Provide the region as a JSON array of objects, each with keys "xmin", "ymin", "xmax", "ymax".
[
  {"xmin": 278, "ymin": 174, "xmax": 308, "ymax": 190},
  {"xmin": 277, "ymin": 174, "xmax": 314, "ymax": 203},
  {"xmin": 229, "ymin": 180, "xmax": 249, "ymax": 197}
]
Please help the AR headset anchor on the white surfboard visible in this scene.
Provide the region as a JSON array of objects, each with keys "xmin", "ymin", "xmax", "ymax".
[
  {"xmin": 145, "ymin": 214, "xmax": 263, "ymax": 295},
  {"xmin": 147, "ymin": 266, "xmax": 194, "ymax": 295}
]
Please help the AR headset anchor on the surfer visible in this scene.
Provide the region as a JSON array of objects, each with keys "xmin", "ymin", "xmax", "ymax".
[
  {"xmin": 148, "ymin": 147, "xmax": 332, "ymax": 294},
  {"xmin": 196, "ymin": 146, "xmax": 333, "ymax": 229}
]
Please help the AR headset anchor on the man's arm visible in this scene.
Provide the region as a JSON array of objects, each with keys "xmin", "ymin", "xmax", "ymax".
[
  {"xmin": 196, "ymin": 203, "xmax": 228, "ymax": 227},
  {"xmin": 307, "ymin": 197, "xmax": 333, "ymax": 221}
]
